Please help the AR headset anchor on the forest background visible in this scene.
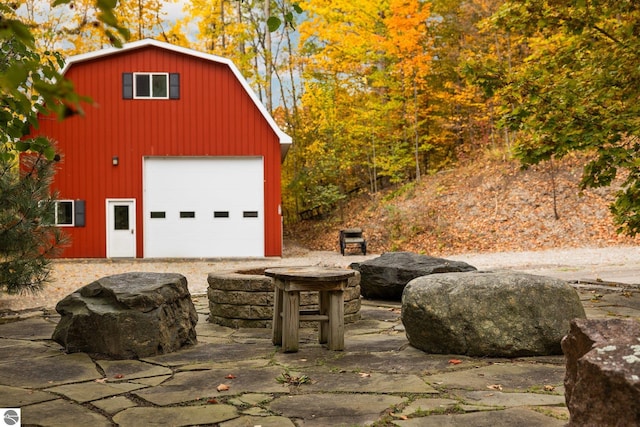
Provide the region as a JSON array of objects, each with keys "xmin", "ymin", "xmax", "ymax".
[{"xmin": 5, "ymin": 0, "xmax": 640, "ymax": 256}]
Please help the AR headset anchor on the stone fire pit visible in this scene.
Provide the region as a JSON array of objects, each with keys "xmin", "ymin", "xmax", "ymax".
[{"xmin": 208, "ymin": 268, "xmax": 361, "ymax": 328}]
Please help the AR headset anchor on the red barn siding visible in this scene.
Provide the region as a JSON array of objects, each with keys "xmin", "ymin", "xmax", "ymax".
[{"xmin": 31, "ymin": 44, "xmax": 284, "ymax": 258}]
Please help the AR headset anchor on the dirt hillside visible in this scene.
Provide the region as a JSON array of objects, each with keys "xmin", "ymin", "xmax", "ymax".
[{"xmin": 284, "ymin": 153, "xmax": 638, "ymax": 256}]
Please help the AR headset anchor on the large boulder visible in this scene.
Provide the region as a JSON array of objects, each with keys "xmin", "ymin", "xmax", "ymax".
[
  {"xmin": 401, "ymin": 271, "xmax": 586, "ymax": 357},
  {"xmin": 351, "ymin": 252, "xmax": 476, "ymax": 300},
  {"xmin": 52, "ymin": 272, "xmax": 198, "ymax": 359},
  {"xmin": 561, "ymin": 318, "xmax": 640, "ymax": 426}
]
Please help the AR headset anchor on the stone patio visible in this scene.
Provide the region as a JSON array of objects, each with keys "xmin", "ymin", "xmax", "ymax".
[{"xmin": 0, "ymin": 276, "xmax": 638, "ymax": 426}]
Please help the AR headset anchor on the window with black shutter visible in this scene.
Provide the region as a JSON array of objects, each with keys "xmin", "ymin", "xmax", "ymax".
[
  {"xmin": 74, "ymin": 200, "xmax": 86, "ymax": 227},
  {"xmin": 169, "ymin": 73, "xmax": 180, "ymax": 99},
  {"xmin": 49, "ymin": 200, "xmax": 86, "ymax": 227},
  {"xmin": 122, "ymin": 73, "xmax": 133, "ymax": 99}
]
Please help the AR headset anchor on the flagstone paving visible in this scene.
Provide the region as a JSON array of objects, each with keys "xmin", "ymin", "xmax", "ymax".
[{"xmin": 0, "ymin": 271, "xmax": 637, "ymax": 426}]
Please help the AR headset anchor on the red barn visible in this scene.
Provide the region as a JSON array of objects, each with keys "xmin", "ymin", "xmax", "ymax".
[{"xmin": 30, "ymin": 39, "xmax": 291, "ymax": 258}]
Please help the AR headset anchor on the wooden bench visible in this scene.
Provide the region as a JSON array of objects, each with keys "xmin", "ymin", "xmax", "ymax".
[
  {"xmin": 265, "ymin": 267, "xmax": 355, "ymax": 352},
  {"xmin": 339, "ymin": 228, "xmax": 367, "ymax": 255}
]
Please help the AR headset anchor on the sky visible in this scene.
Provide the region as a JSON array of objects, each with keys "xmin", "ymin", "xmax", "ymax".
[{"xmin": 162, "ymin": 0, "xmax": 189, "ymax": 24}]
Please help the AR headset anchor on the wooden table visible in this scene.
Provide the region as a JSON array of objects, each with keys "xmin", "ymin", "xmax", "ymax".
[{"xmin": 265, "ymin": 266, "xmax": 356, "ymax": 352}]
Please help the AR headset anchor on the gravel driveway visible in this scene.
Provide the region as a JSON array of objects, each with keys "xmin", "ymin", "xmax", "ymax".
[{"xmin": 1, "ymin": 245, "xmax": 638, "ymax": 313}]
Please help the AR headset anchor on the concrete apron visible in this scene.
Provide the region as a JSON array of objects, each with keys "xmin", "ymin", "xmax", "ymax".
[{"xmin": 0, "ymin": 283, "xmax": 638, "ymax": 427}]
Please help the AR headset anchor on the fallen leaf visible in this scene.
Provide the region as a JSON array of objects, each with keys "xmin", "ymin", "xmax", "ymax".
[
  {"xmin": 207, "ymin": 398, "xmax": 218, "ymax": 404},
  {"xmin": 390, "ymin": 413, "xmax": 408, "ymax": 420},
  {"xmin": 217, "ymin": 383, "xmax": 230, "ymax": 392},
  {"xmin": 113, "ymin": 374, "xmax": 124, "ymax": 379},
  {"xmin": 359, "ymin": 372, "xmax": 371, "ymax": 378},
  {"xmin": 225, "ymin": 374, "xmax": 236, "ymax": 379},
  {"xmin": 448, "ymin": 359, "xmax": 462, "ymax": 365},
  {"xmin": 95, "ymin": 378, "xmax": 107, "ymax": 383},
  {"xmin": 487, "ymin": 384, "xmax": 503, "ymax": 391},
  {"xmin": 544, "ymin": 385, "xmax": 555, "ymax": 392}
]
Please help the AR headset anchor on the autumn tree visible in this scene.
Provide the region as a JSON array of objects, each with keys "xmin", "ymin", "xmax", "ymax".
[
  {"xmin": 281, "ymin": 0, "xmax": 438, "ymax": 219},
  {"xmin": 178, "ymin": 0, "xmax": 253, "ymax": 64},
  {"xmin": 9, "ymin": 0, "xmax": 171, "ymax": 56},
  {"xmin": 173, "ymin": 0, "xmax": 301, "ymax": 115},
  {"xmin": 424, "ymin": 0, "xmax": 510, "ymax": 160},
  {"xmin": 490, "ymin": 0, "xmax": 640, "ymax": 236},
  {"xmin": 287, "ymin": 0, "xmax": 385, "ymax": 218},
  {"xmin": 380, "ymin": 0, "xmax": 433, "ymax": 181}
]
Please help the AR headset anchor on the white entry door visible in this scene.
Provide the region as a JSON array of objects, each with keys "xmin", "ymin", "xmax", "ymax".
[{"xmin": 106, "ymin": 199, "xmax": 136, "ymax": 258}]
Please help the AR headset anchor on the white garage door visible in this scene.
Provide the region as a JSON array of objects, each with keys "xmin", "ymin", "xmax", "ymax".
[{"xmin": 143, "ymin": 157, "xmax": 264, "ymax": 258}]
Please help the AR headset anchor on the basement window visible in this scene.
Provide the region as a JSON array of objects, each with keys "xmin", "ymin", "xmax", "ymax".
[
  {"xmin": 150, "ymin": 211, "xmax": 166, "ymax": 219},
  {"xmin": 243, "ymin": 211, "xmax": 259, "ymax": 218},
  {"xmin": 180, "ymin": 211, "xmax": 196, "ymax": 218},
  {"xmin": 214, "ymin": 211, "xmax": 230, "ymax": 218}
]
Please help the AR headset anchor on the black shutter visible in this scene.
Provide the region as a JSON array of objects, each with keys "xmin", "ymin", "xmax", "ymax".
[
  {"xmin": 74, "ymin": 200, "xmax": 86, "ymax": 227},
  {"xmin": 169, "ymin": 73, "xmax": 180, "ymax": 99},
  {"xmin": 122, "ymin": 73, "xmax": 133, "ymax": 99}
]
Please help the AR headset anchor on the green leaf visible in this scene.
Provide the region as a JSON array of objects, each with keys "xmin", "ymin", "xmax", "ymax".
[
  {"xmin": 7, "ymin": 125, "xmax": 23, "ymax": 140},
  {"xmin": 97, "ymin": 10, "xmax": 119, "ymax": 28},
  {"xmin": 293, "ymin": 3, "xmax": 303, "ymax": 14},
  {"xmin": 0, "ymin": 151, "xmax": 15, "ymax": 162},
  {"xmin": 285, "ymin": 12, "xmax": 294, "ymax": 24},
  {"xmin": 15, "ymin": 141, "xmax": 31, "ymax": 152},
  {"xmin": 267, "ymin": 16, "xmax": 282, "ymax": 32},
  {"xmin": 43, "ymin": 145, "xmax": 57, "ymax": 161},
  {"xmin": 5, "ymin": 20, "xmax": 35, "ymax": 45},
  {"xmin": 3, "ymin": 64, "xmax": 29, "ymax": 87}
]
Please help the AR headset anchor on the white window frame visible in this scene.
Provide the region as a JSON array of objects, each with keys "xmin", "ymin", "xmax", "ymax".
[
  {"xmin": 54, "ymin": 200, "xmax": 75, "ymax": 226},
  {"xmin": 133, "ymin": 72, "xmax": 169, "ymax": 99}
]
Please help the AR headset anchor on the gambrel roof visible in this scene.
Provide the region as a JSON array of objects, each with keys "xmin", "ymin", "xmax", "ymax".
[{"xmin": 62, "ymin": 38, "xmax": 292, "ymax": 154}]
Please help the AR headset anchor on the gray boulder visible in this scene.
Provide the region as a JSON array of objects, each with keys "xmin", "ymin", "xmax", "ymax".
[
  {"xmin": 52, "ymin": 272, "xmax": 198, "ymax": 359},
  {"xmin": 562, "ymin": 318, "xmax": 640, "ymax": 426},
  {"xmin": 401, "ymin": 271, "xmax": 586, "ymax": 357},
  {"xmin": 351, "ymin": 251, "xmax": 476, "ymax": 300}
]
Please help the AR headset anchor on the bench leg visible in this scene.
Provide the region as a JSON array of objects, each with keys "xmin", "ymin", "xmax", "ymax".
[
  {"xmin": 328, "ymin": 289, "xmax": 344, "ymax": 351},
  {"xmin": 272, "ymin": 285, "xmax": 284, "ymax": 346},
  {"xmin": 282, "ymin": 290, "xmax": 300, "ymax": 352}
]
